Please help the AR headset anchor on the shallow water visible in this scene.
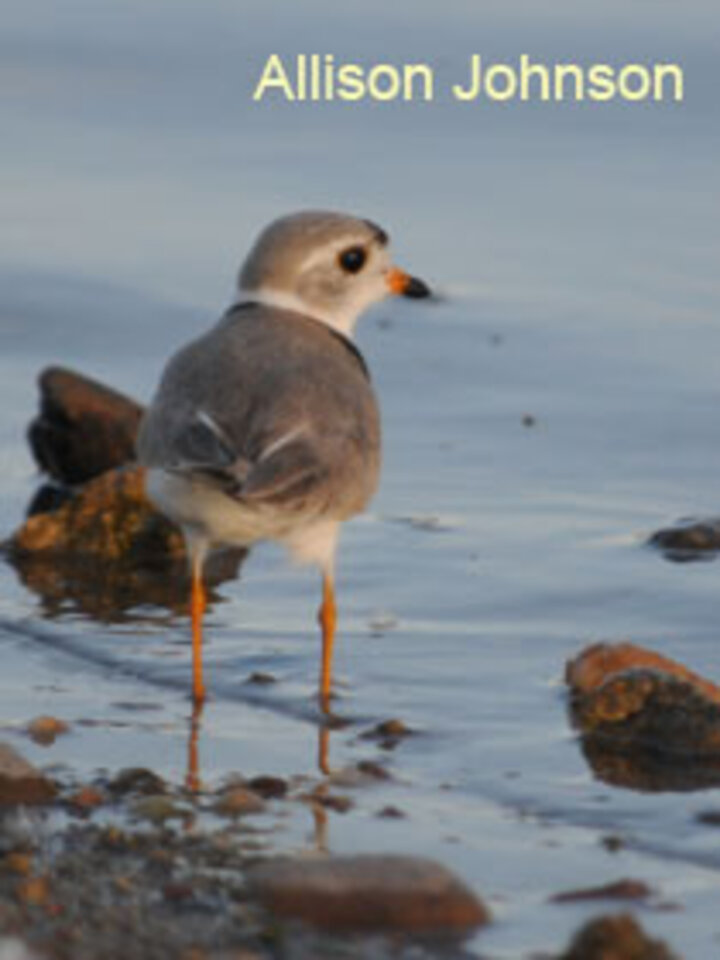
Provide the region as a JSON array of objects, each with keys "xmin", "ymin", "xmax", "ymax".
[{"xmin": 2, "ymin": 1, "xmax": 720, "ymax": 956}]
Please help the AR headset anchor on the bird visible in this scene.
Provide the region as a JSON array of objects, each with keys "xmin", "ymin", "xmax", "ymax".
[{"xmin": 136, "ymin": 210, "xmax": 430, "ymax": 710}]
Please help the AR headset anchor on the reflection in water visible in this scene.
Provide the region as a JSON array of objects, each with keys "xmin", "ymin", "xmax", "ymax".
[
  {"xmin": 576, "ymin": 732, "xmax": 720, "ymax": 794},
  {"xmin": 185, "ymin": 701, "xmax": 337, "ymax": 793},
  {"xmin": 4, "ymin": 521, "xmax": 246, "ymax": 625},
  {"xmin": 186, "ymin": 700, "xmax": 203, "ymax": 793}
]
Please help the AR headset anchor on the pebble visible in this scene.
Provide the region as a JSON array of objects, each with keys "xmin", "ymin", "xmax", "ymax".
[
  {"xmin": 26, "ymin": 715, "xmax": 69, "ymax": 746},
  {"xmin": 214, "ymin": 787, "xmax": 266, "ymax": 817},
  {"xmin": 130, "ymin": 795, "xmax": 189, "ymax": 825}
]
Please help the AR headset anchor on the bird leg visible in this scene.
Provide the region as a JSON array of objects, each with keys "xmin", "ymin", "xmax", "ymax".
[
  {"xmin": 318, "ymin": 572, "xmax": 337, "ymax": 712},
  {"xmin": 190, "ymin": 554, "xmax": 207, "ymax": 704}
]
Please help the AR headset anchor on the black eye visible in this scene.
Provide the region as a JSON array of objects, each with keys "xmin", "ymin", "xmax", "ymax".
[{"xmin": 338, "ymin": 246, "xmax": 367, "ymax": 274}]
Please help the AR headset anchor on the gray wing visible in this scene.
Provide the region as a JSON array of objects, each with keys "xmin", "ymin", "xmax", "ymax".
[
  {"xmin": 163, "ymin": 410, "xmax": 325, "ymax": 506},
  {"xmin": 137, "ymin": 304, "xmax": 380, "ymax": 515}
]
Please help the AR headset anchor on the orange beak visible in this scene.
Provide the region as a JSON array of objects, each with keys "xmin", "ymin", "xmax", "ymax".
[{"xmin": 386, "ymin": 267, "xmax": 431, "ymax": 299}]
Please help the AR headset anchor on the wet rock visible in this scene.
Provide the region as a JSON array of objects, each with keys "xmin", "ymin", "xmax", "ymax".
[
  {"xmin": 0, "ymin": 743, "xmax": 56, "ymax": 806},
  {"xmin": 26, "ymin": 716, "xmax": 69, "ymax": 746},
  {"xmin": 361, "ymin": 719, "xmax": 415, "ymax": 750},
  {"xmin": 247, "ymin": 776, "xmax": 288, "ymax": 800},
  {"xmin": 559, "ymin": 913, "xmax": 679, "ymax": 960},
  {"xmin": 7, "ymin": 466, "xmax": 183, "ymax": 564},
  {"xmin": 567, "ymin": 643, "xmax": 720, "ymax": 791},
  {"xmin": 567, "ymin": 643, "xmax": 720, "ymax": 707},
  {"xmin": 214, "ymin": 787, "xmax": 266, "ymax": 818},
  {"xmin": 108, "ymin": 767, "xmax": 167, "ymax": 798},
  {"xmin": 27, "ymin": 366, "xmax": 144, "ymax": 486},
  {"xmin": 551, "ymin": 879, "xmax": 654, "ymax": 904},
  {"xmin": 3, "ymin": 466, "xmax": 246, "ymax": 621},
  {"xmin": 247, "ymin": 854, "xmax": 489, "ymax": 934},
  {"xmin": 649, "ymin": 517, "xmax": 720, "ymax": 562},
  {"xmin": 376, "ymin": 806, "xmax": 406, "ymax": 819},
  {"xmin": 245, "ymin": 672, "xmax": 277, "ymax": 686},
  {"xmin": 66, "ymin": 786, "xmax": 106, "ymax": 813}
]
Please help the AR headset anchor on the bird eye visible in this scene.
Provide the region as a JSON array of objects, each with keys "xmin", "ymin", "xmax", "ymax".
[{"xmin": 338, "ymin": 246, "xmax": 367, "ymax": 274}]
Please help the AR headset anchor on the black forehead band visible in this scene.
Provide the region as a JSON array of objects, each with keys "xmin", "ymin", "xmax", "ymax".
[{"xmin": 362, "ymin": 219, "xmax": 389, "ymax": 246}]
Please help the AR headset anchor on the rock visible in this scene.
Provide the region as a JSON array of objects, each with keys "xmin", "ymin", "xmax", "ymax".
[
  {"xmin": 247, "ymin": 854, "xmax": 489, "ymax": 933},
  {"xmin": 214, "ymin": 787, "xmax": 266, "ymax": 817},
  {"xmin": 361, "ymin": 719, "xmax": 414, "ymax": 750},
  {"xmin": 567, "ymin": 643, "xmax": 720, "ymax": 706},
  {"xmin": 566, "ymin": 643, "xmax": 720, "ymax": 790},
  {"xmin": 649, "ymin": 517, "xmax": 720, "ymax": 562},
  {"xmin": 559, "ymin": 913, "xmax": 679, "ymax": 960},
  {"xmin": 66, "ymin": 786, "xmax": 105, "ymax": 813},
  {"xmin": 7, "ymin": 466, "xmax": 183, "ymax": 564},
  {"xmin": 26, "ymin": 715, "xmax": 69, "ymax": 746},
  {"xmin": 551, "ymin": 879, "xmax": 654, "ymax": 904},
  {"xmin": 247, "ymin": 776, "xmax": 288, "ymax": 800},
  {"xmin": 3, "ymin": 466, "xmax": 246, "ymax": 620},
  {"xmin": 0, "ymin": 743, "xmax": 56, "ymax": 806},
  {"xmin": 27, "ymin": 366, "xmax": 144, "ymax": 486},
  {"xmin": 108, "ymin": 768, "xmax": 167, "ymax": 798},
  {"xmin": 376, "ymin": 805, "xmax": 406, "ymax": 819}
]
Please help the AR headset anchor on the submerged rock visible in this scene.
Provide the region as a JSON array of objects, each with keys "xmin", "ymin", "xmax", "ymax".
[
  {"xmin": 247, "ymin": 854, "xmax": 489, "ymax": 934},
  {"xmin": 567, "ymin": 643, "xmax": 720, "ymax": 791},
  {"xmin": 28, "ymin": 366, "xmax": 143, "ymax": 486},
  {"xmin": 559, "ymin": 913, "xmax": 679, "ymax": 960}
]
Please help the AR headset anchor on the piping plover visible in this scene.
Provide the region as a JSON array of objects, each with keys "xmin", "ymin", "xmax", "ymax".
[{"xmin": 137, "ymin": 210, "xmax": 430, "ymax": 709}]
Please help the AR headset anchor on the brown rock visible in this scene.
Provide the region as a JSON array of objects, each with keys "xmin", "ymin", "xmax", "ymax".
[
  {"xmin": 559, "ymin": 913, "xmax": 679, "ymax": 960},
  {"xmin": 0, "ymin": 743, "xmax": 56, "ymax": 805},
  {"xmin": 28, "ymin": 366, "xmax": 143, "ymax": 486},
  {"xmin": 566, "ymin": 644, "xmax": 720, "ymax": 790},
  {"xmin": 27, "ymin": 715, "xmax": 69, "ymax": 746},
  {"xmin": 247, "ymin": 854, "xmax": 489, "ymax": 933},
  {"xmin": 551, "ymin": 879, "xmax": 654, "ymax": 904},
  {"xmin": 67, "ymin": 786, "xmax": 105, "ymax": 812},
  {"xmin": 247, "ymin": 776, "xmax": 288, "ymax": 800},
  {"xmin": 566, "ymin": 643, "xmax": 720, "ymax": 707},
  {"xmin": 3, "ymin": 467, "xmax": 246, "ymax": 621},
  {"xmin": 8, "ymin": 466, "xmax": 183, "ymax": 563}
]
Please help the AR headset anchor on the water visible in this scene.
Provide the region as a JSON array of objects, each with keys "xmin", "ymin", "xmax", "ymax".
[{"xmin": 1, "ymin": 1, "xmax": 720, "ymax": 956}]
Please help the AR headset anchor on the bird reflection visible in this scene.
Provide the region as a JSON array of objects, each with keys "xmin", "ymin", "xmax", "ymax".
[{"xmin": 185, "ymin": 700, "xmax": 337, "ymax": 794}]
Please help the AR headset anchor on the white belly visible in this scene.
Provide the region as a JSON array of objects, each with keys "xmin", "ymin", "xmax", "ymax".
[{"xmin": 145, "ymin": 468, "xmax": 339, "ymax": 570}]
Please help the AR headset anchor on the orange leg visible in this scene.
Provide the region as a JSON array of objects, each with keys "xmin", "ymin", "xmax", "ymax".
[
  {"xmin": 318, "ymin": 573, "xmax": 337, "ymax": 713},
  {"xmin": 190, "ymin": 557, "xmax": 207, "ymax": 704}
]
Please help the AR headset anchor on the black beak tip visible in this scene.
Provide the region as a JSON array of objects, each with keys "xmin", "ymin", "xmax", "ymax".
[{"xmin": 403, "ymin": 276, "xmax": 432, "ymax": 299}]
